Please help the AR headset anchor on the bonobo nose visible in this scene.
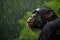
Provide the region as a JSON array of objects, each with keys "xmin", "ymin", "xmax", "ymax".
[
  {"xmin": 27, "ymin": 18, "xmax": 34, "ymax": 23},
  {"xmin": 27, "ymin": 18, "xmax": 31, "ymax": 22},
  {"xmin": 27, "ymin": 18, "xmax": 35, "ymax": 25}
]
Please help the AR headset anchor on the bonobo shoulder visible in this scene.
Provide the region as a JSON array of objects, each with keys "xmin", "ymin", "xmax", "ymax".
[
  {"xmin": 46, "ymin": 18, "xmax": 60, "ymax": 25},
  {"xmin": 44, "ymin": 18, "xmax": 60, "ymax": 29}
]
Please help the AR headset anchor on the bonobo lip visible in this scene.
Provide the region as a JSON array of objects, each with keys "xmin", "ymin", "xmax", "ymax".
[
  {"xmin": 27, "ymin": 21, "xmax": 32, "ymax": 23},
  {"xmin": 27, "ymin": 21, "xmax": 34, "ymax": 27},
  {"xmin": 27, "ymin": 22, "xmax": 33, "ymax": 25}
]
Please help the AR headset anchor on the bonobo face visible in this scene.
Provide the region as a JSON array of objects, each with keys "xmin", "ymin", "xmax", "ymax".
[
  {"xmin": 27, "ymin": 7, "xmax": 58, "ymax": 29},
  {"xmin": 27, "ymin": 11, "xmax": 42, "ymax": 29}
]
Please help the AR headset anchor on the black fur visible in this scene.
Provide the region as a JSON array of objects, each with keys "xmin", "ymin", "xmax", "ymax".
[
  {"xmin": 39, "ymin": 18, "xmax": 60, "ymax": 40},
  {"xmin": 27, "ymin": 6, "xmax": 59, "ymax": 40}
]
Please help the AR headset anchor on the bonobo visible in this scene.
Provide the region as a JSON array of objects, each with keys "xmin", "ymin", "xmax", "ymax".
[
  {"xmin": 39, "ymin": 18, "xmax": 60, "ymax": 40},
  {"xmin": 27, "ymin": 6, "xmax": 58, "ymax": 29},
  {"xmin": 26, "ymin": 6, "xmax": 60, "ymax": 40}
]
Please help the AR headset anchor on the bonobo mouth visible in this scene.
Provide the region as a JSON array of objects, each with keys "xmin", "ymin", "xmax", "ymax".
[{"xmin": 27, "ymin": 22, "xmax": 33, "ymax": 25}]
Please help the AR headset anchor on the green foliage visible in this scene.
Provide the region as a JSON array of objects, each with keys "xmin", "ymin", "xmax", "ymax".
[
  {"xmin": 0, "ymin": 0, "xmax": 22, "ymax": 40},
  {"xmin": 18, "ymin": 12, "xmax": 32, "ymax": 27}
]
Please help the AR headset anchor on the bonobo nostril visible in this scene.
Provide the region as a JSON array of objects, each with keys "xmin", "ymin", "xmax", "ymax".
[{"xmin": 27, "ymin": 18, "xmax": 35, "ymax": 24}]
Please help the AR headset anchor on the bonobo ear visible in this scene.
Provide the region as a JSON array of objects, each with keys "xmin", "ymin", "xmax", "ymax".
[{"xmin": 44, "ymin": 9, "xmax": 53, "ymax": 18}]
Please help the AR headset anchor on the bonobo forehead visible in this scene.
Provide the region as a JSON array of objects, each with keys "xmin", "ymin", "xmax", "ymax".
[
  {"xmin": 33, "ymin": 8, "xmax": 40, "ymax": 13},
  {"xmin": 33, "ymin": 7, "xmax": 51, "ymax": 15}
]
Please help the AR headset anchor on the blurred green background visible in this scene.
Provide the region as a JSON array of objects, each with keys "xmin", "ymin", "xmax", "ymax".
[{"xmin": 0, "ymin": 0, "xmax": 60, "ymax": 40}]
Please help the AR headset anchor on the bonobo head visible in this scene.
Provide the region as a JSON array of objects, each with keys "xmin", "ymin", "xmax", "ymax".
[{"xmin": 27, "ymin": 6, "xmax": 58, "ymax": 29}]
